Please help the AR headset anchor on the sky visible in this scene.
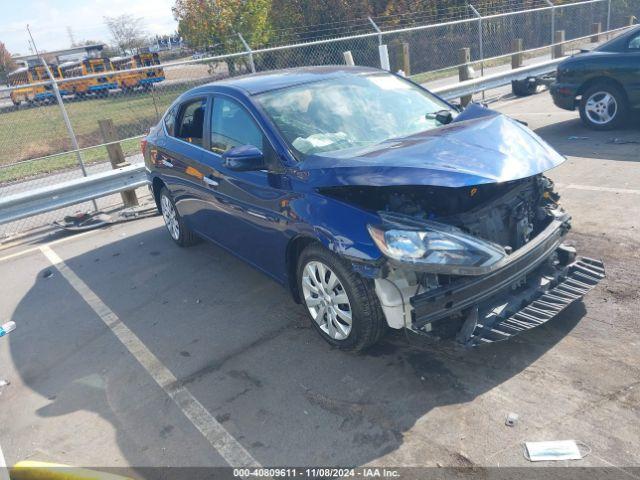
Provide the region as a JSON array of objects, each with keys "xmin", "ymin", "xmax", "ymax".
[{"xmin": 1, "ymin": 0, "xmax": 178, "ymax": 55}]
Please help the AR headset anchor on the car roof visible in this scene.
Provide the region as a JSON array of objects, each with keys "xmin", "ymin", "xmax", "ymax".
[
  {"xmin": 188, "ymin": 65, "xmax": 382, "ymax": 96},
  {"xmin": 596, "ymin": 25, "xmax": 640, "ymax": 52}
]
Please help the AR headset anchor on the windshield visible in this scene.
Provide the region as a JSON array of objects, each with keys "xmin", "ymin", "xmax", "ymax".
[{"xmin": 256, "ymin": 72, "xmax": 454, "ymax": 158}]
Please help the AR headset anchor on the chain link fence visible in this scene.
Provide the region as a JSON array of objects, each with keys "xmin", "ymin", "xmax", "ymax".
[{"xmin": 1, "ymin": 0, "xmax": 638, "ymax": 239}]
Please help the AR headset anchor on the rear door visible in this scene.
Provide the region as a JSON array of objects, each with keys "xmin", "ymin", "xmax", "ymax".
[{"xmin": 153, "ymin": 96, "xmax": 209, "ymax": 231}]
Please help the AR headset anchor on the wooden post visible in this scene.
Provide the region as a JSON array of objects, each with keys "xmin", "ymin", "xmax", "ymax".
[
  {"xmin": 511, "ymin": 38, "xmax": 523, "ymax": 69},
  {"xmin": 98, "ymin": 119, "xmax": 139, "ymax": 207},
  {"xmin": 591, "ymin": 23, "xmax": 602, "ymax": 43},
  {"xmin": 401, "ymin": 42, "xmax": 410, "ymax": 76},
  {"xmin": 458, "ymin": 48, "xmax": 472, "ymax": 106},
  {"xmin": 343, "ymin": 51, "xmax": 355, "ymax": 66},
  {"xmin": 552, "ymin": 30, "xmax": 565, "ymax": 59}
]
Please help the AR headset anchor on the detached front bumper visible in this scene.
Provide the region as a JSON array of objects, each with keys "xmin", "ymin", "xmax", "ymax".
[{"xmin": 410, "ymin": 218, "xmax": 605, "ymax": 346}]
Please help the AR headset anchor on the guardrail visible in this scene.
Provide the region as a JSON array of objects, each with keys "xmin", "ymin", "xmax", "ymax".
[
  {"xmin": 0, "ymin": 164, "xmax": 148, "ymax": 226},
  {"xmin": 433, "ymin": 57, "xmax": 562, "ymax": 100},
  {"xmin": 0, "ymin": 54, "xmax": 587, "ymax": 228}
]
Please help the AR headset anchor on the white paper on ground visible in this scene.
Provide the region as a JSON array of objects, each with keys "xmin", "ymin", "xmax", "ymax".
[{"xmin": 525, "ymin": 440, "xmax": 583, "ymax": 461}]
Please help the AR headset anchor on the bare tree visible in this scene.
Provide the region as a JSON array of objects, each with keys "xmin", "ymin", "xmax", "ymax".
[{"xmin": 104, "ymin": 14, "xmax": 146, "ymax": 54}]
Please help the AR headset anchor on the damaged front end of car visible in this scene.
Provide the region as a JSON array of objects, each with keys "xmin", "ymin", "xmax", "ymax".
[{"xmin": 323, "ymin": 175, "xmax": 605, "ymax": 346}]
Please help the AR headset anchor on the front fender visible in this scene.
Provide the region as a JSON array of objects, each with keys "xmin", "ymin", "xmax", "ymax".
[{"xmin": 288, "ymin": 191, "xmax": 383, "ymax": 264}]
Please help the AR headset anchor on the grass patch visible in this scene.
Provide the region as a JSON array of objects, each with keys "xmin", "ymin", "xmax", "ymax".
[
  {"xmin": 0, "ymin": 138, "xmax": 141, "ymax": 185},
  {"xmin": 0, "ymin": 87, "xmax": 186, "ymax": 167}
]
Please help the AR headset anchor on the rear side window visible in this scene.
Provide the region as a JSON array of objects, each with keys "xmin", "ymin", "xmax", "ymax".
[
  {"xmin": 629, "ymin": 33, "xmax": 640, "ymax": 50},
  {"xmin": 210, "ymin": 97, "xmax": 264, "ymax": 154},
  {"xmin": 175, "ymin": 98, "xmax": 206, "ymax": 146},
  {"xmin": 163, "ymin": 106, "xmax": 177, "ymax": 136}
]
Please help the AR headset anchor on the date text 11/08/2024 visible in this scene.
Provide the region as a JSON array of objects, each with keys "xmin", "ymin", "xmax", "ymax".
[{"xmin": 233, "ymin": 468, "xmax": 401, "ymax": 477}]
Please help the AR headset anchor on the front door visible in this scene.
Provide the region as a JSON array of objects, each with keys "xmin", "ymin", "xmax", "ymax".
[{"xmin": 199, "ymin": 95, "xmax": 292, "ymax": 281}]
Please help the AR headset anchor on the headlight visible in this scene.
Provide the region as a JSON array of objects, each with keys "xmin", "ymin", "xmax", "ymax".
[{"xmin": 367, "ymin": 220, "xmax": 506, "ymax": 275}]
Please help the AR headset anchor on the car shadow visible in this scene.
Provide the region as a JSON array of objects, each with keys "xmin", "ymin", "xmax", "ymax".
[
  {"xmin": 534, "ymin": 114, "xmax": 640, "ymax": 162},
  {"xmin": 8, "ymin": 225, "xmax": 587, "ymax": 470}
]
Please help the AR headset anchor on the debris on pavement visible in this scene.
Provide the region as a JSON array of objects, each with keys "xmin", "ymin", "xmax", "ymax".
[
  {"xmin": 42, "ymin": 269, "xmax": 54, "ymax": 279},
  {"xmin": 53, "ymin": 204, "xmax": 158, "ymax": 234},
  {"xmin": 505, "ymin": 412, "xmax": 519, "ymax": 427},
  {"xmin": 53, "ymin": 211, "xmax": 113, "ymax": 232},
  {"xmin": 0, "ymin": 379, "xmax": 9, "ymax": 387},
  {"xmin": 568, "ymin": 136, "xmax": 589, "ymax": 140},
  {"xmin": 524, "ymin": 440, "xmax": 587, "ymax": 461}
]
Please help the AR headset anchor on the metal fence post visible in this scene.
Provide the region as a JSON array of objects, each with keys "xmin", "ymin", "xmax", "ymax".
[
  {"xmin": 469, "ymin": 4, "xmax": 484, "ymax": 77},
  {"xmin": 368, "ymin": 17, "xmax": 383, "ymax": 45},
  {"xmin": 343, "ymin": 51, "xmax": 355, "ymax": 66},
  {"xmin": 545, "ymin": 0, "xmax": 556, "ymax": 50},
  {"xmin": 379, "ymin": 44, "xmax": 391, "ymax": 70},
  {"xmin": 368, "ymin": 17, "xmax": 389, "ymax": 69},
  {"xmin": 237, "ymin": 33, "xmax": 256, "ymax": 74},
  {"xmin": 606, "ymin": 0, "xmax": 612, "ymax": 32},
  {"xmin": 39, "ymin": 58, "xmax": 98, "ymax": 211}
]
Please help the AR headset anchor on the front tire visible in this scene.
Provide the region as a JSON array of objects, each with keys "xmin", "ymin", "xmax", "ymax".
[
  {"xmin": 159, "ymin": 187, "xmax": 199, "ymax": 247},
  {"xmin": 579, "ymin": 83, "xmax": 628, "ymax": 130},
  {"xmin": 297, "ymin": 244, "xmax": 386, "ymax": 351}
]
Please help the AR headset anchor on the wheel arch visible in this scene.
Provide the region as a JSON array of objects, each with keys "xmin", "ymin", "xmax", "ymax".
[
  {"xmin": 285, "ymin": 234, "xmax": 320, "ymax": 303},
  {"xmin": 151, "ymin": 176, "xmax": 166, "ymax": 211},
  {"xmin": 577, "ymin": 76, "xmax": 629, "ymax": 101}
]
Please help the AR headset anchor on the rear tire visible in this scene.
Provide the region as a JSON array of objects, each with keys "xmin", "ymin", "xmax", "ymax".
[
  {"xmin": 297, "ymin": 244, "xmax": 386, "ymax": 351},
  {"xmin": 159, "ymin": 187, "xmax": 199, "ymax": 247},
  {"xmin": 579, "ymin": 82, "xmax": 628, "ymax": 130}
]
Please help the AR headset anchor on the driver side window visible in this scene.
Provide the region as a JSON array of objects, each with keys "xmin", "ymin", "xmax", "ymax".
[{"xmin": 210, "ymin": 97, "xmax": 264, "ymax": 154}]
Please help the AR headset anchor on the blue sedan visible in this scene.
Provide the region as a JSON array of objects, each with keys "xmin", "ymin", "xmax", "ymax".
[{"xmin": 142, "ymin": 66, "xmax": 604, "ymax": 350}]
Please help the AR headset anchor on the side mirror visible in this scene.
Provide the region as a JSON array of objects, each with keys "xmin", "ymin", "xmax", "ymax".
[{"xmin": 222, "ymin": 145, "xmax": 265, "ymax": 171}]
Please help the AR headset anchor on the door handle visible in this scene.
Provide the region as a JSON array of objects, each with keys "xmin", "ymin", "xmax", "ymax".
[
  {"xmin": 162, "ymin": 159, "xmax": 173, "ymax": 168},
  {"xmin": 203, "ymin": 176, "xmax": 219, "ymax": 187}
]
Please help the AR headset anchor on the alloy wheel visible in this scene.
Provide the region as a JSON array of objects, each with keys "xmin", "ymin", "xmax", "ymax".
[
  {"xmin": 161, "ymin": 194, "xmax": 180, "ymax": 240},
  {"xmin": 301, "ymin": 260, "xmax": 353, "ymax": 340},
  {"xmin": 585, "ymin": 91, "xmax": 618, "ymax": 125}
]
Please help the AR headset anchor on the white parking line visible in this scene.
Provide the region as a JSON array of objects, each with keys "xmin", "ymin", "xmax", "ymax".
[
  {"xmin": 39, "ymin": 245, "xmax": 261, "ymax": 468},
  {"xmin": 0, "ymin": 442, "xmax": 9, "ymax": 480},
  {"xmin": 556, "ymin": 183, "xmax": 640, "ymax": 195},
  {"xmin": 0, "ymin": 229, "xmax": 100, "ymax": 264}
]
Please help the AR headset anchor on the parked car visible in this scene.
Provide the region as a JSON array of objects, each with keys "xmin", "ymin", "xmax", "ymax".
[
  {"xmin": 551, "ymin": 25, "xmax": 640, "ymax": 129},
  {"xmin": 142, "ymin": 66, "xmax": 605, "ymax": 351}
]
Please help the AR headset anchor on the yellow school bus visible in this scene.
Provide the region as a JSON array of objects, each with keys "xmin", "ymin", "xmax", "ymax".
[
  {"xmin": 111, "ymin": 52, "xmax": 164, "ymax": 91},
  {"xmin": 7, "ymin": 64, "xmax": 70, "ymax": 105},
  {"xmin": 58, "ymin": 57, "xmax": 117, "ymax": 97}
]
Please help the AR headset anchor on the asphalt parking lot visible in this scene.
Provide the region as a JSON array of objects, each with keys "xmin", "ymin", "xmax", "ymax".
[{"xmin": 0, "ymin": 91, "xmax": 639, "ymax": 477}]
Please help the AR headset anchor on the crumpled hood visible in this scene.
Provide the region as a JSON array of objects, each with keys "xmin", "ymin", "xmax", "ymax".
[{"xmin": 296, "ymin": 106, "xmax": 565, "ymax": 188}]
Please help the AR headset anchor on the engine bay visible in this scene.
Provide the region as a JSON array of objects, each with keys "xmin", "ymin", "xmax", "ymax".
[{"xmin": 321, "ymin": 174, "xmax": 561, "ymax": 252}]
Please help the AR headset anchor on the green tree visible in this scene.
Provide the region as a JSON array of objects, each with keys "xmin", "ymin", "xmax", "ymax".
[
  {"xmin": 173, "ymin": 0, "xmax": 271, "ymax": 74},
  {"xmin": 0, "ymin": 42, "xmax": 17, "ymax": 84}
]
